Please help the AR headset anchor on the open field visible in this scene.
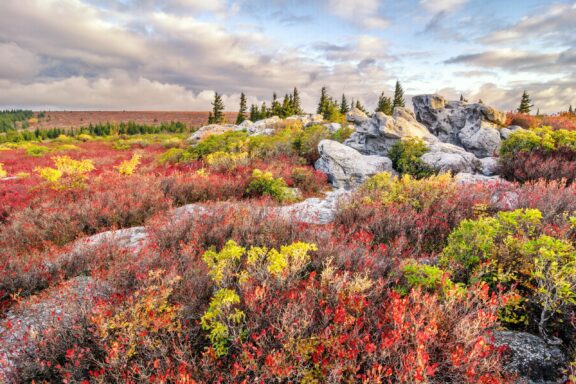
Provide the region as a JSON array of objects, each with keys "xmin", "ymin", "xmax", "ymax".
[{"xmin": 32, "ymin": 111, "xmax": 238, "ymax": 129}]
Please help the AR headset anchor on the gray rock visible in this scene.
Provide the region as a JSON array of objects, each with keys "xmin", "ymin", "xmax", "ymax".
[
  {"xmin": 323, "ymin": 122, "xmax": 341, "ymax": 132},
  {"xmin": 454, "ymin": 172, "xmax": 503, "ymax": 184},
  {"xmin": 286, "ymin": 114, "xmax": 324, "ymax": 127},
  {"xmin": 413, "ymin": 94, "xmax": 506, "ymax": 158},
  {"xmin": 237, "ymin": 119, "xmax": 253, "ymax": 129},
  {"xmin": 315, "ymin": 140, "xmax": 396, "ymax": 189},
  {"xmin": 479, "ymin": 157, "xmax": 499, "ymax": 176},
  {"xmin": 421, "ymin": 142, "xmax": 481, "ymax": 174},
  {"xmin": 245, "ymin": 116, "xmax": 282, "ymax": 135},
  {"xmin": 492, "ymin": 331, "xmax": 567, "ymax": 384},
  {"xmin": 187, "ymin": 123, "xmax": 238, "ymax": 143},
  {"xmin": 275, "ymin": 189, "xmax": 350, "ymax": 224},
  {"xmin": 73, "ymin": 226, "xmax": 149, "ymax": 253},
  {"xmin": 346, "ymin": 108, "xmax": 370, "ymax": 124},
  {"xmin": 344, "ymin": 107, "xmax": 437, "ymax": 156}
]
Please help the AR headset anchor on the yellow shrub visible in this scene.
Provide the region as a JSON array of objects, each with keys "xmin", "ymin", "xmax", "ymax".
[
  {"xmin": 35, "ymin": 155, "xmax": 95, "ymax": 189},
  {"xmin": 76, "ymin": 133, "xmax": 93, "ymax": 142},
  {"xmin": 205, "ymin": 151, "xmax": 250, "ymax": 172},
  {"xmin": 93, "ymin": 270, "xmax": 182, "ymax": 360},
  {"xmin": 0, "ymin": 163, "xmax": 7, "ymax": 178},
  {"xmin": 115, "ymin": 153, "xmax": 142, "ymax": 175}
]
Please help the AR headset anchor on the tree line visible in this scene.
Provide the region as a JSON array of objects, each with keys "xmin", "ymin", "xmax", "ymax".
[
  {"xmin": 0, "ymin": 110, "xmax": 34, "ymax": 133},
  {"xmin": 208, "ymin": 81, "xmax": 407, "ymax": 125}
]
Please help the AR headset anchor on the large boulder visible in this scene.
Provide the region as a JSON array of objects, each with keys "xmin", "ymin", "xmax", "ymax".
[
  {"xmin": 492, "ymin": 331, "xmax": 567, "ymax": 384},
  {"xmin": 421, "ymin": 142, "xmax": 481, "ymax": 174},
  {"xmin": 315, "ymin": 140, "xmax": 396, "ymax": 189},
  {"xmin": 344, "ymin": 107, "xmax": 437, "ymax": 156},
  {"xmin": 412, "ymin": 94, "xmax": 506, "ymax": 158},
  {"xmin": 286, "ymin": 114, "xmax": 324, "ymax": 127},
  {"xmin": 187, "ymin": 123, "xmax": 238, "ymax": 143},
  {"xmin": 245, "ymin": 116, "xmax": 282, "ymax": 135},
  {"xmin": 500, "ymin": 125, "xmax": 527, "ymax": 140}
]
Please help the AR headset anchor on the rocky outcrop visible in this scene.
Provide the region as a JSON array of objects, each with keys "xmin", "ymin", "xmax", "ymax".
[
  {"xmin": 315, "ymin": 140, "xmax": 395, "ymax": 189},
  {"xmin": 479, "ymin": 157, "xmax": 499, "ymax": 176},
  {"xmin": 286, "ymin": 114, "xmax": 324, "ymax": 127},
  {"xmin": 422, "ymin": 142, "xmax": 481, "ymax": 174},
  {"xmin": 344, "ymin": 107, "xmax": 437, "ymax": 156},
  {"xmin": 275, "ymin": 189, "xmax": 350, "ymax": 224},
  {"xmin": 187, "ymin": 123, "xmax": 238, "ymax": 143},
  {"xmin": 412, "ymin": 94, "xmax": 506, "ymax": 158},
  {"xmin": 454, "ymin": 172, "xmax": 503, "ymax": 184},
  {"xmin": 493, "ymin": 331, "xmax": 567, "ymax": 384},
  {"xmin": 500, "ymin": 125, "xmax": 527, "ymax": 140}
]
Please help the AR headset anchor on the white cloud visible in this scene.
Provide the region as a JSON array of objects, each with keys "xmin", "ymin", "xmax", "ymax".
[
  {"xmin": 0, "ymin": 43, "xmax": 42, "ymax": 79},
  {"xmin": 420, "ymin": 0, "xmax": 468, "ymax": 13},
  {"xmin": 327, "ymin": 0, "xmax": 389, "ymax": 29}
]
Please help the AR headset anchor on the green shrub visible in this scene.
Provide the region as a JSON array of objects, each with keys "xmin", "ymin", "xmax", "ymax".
[
  {"xmin": 500, "ymin": 126, "xmax": 576, "ymax": 157},
  {"xmin": 292, "ymin": 124, "xmax": 331, "ymax": 163},
  {"xmin": 26, "ymin": 145, "xmax": 52, "ymax": 157},
  {"xmin": 246, "ymin": 169, "xmax": 288, "ymax": 202},
  {"xmin": 192, "ymin": 131, "xmax": 249, "ymax": 158},
  {"xmin": 331, "ymin": 125, "xmax": 354, "ymax": 143},
  {"xmin": 399, "ymin": 261, "xmax": 461, "ymax": 296},
  {"xmin": 388, "ymin": 138, "xmax": 436, "ymax": 179},
  {"xmin": 440, "ymin": 208, "xmax": 576, "ymax": 337}
]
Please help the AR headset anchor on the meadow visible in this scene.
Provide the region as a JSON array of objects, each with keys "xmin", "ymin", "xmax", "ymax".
[{"xmin": 0, "ymin": 115, "xmax": 575, "ymax": 383}]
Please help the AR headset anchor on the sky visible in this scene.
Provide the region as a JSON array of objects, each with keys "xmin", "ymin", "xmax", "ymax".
[{"xmin": 0, "ymin": 0, "xmax": 574, "ymax": 113}]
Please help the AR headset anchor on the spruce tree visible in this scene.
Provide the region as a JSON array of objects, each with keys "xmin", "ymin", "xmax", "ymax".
[
  {"xmin": 260, "ymin": 102, "xmax": 269, "ymax": 119},
  {"xmin": 249, "ymin": 104, "xmax": 259, "ymax": 122},
  {"xmin": 460, "ymin": 94, "xmax": 468, "ymax": 103},
  {"xmin": 340, "ymin": 94, "xmax": 350, "ymax": 114},
  {"xmin": 235, "ymin": 92, "xmax": 248, "ymax": 124},
  {"xmin": 569, "ymin": 105, "xmax": 574, "ymax": 115},
  {"xmin": 355, "ymin": 100, "xmax": 367, "ymax": 114},
  {"xmin": 271, "ymin": 93, "xmax": 283, "ymax": 117},
  {"xmin": 209, "ymin": 92, "xmax": 225, "ymax": 124},
  {"xmin": 393, "ymin": 81, "xmax": 405, "ymax": 109},
  {"xmin": 292, "ymin": 87, "xmax": 303, "ymax": 115},
  {"xmin": 317, "ymin": 86, "xmax": 329, "ymax": 116},
  {"xmin": 376, "ymin": 92, "xmax": 393, "ymax": 115},
  {"xmin": 282, "ymin": 94, "xmax": 294, "ymax": 117},
  {"xmin": 517, "ymin": 90, "xmax": 533, "ymax": 114}
]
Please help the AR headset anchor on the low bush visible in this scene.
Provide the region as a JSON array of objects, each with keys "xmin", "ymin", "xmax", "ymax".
[
  {"xmin": 204, "ymin": 151, "xmax": 250, "ymax": 172},
  {"xmin": 388, "ymin": 138, "xmax": 436, "ymax": 178},
  {"xmin": 499, "ymin": 127, "xmax": 576, "ymax": 182},
  {"xmin": 246, "ymin": 169, "xmax": 289, "ymax": 202}
]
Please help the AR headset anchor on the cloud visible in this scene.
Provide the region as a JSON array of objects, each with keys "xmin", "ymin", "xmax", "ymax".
[
  {"xmin": 445, "ymin": 48, "xmax": 575, "ymax": 73},
  {"xmin": 481, "ymin": 3, "xmax": 576, "ymax": 47},
  {"xmin": 0, "ymin": 43, "xmax": 42, "ymax": 79},
  {"xmin": 420, "ymin": 0, "xmax": 468, "ymax": 13},
  {"xmin": 327, "ymin": 0, "xmax": 389, "ymax": 29}
]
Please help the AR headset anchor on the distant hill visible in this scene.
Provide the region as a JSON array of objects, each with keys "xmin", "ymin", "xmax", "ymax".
[{"xmin": 31, "ymin": 111, "xmax": 238, "ymax": 129}]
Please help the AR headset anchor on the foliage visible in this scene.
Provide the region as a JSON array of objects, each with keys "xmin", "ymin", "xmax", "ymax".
[
  {"xmin": 26, "ymin": 144, "xmax": 52, "ymax": 157},
  {"xmin": 400, "ymin": 261, "xmax": 460, "ymax": 296},
  {"xmin": 376, "ymin": 91, "xmax": 394, "ymax": 115},
  {"xmin": 0, "ymin": 163, "xmax": 6, "ymax": 178},
  {"xmin": 440, "ymin": 208, "xmax": 575, "ymax": 337},
  {"xmin": 205, "ymin": 151, "xmax": 250, "ymax": 172},
  {"xmin": 499, "ymin": 127, "xmax": 576, "ymax": 182},
  {"xmin": 517, "ymin": 90, "xmax": 533, "ymax": 114},
  {"xmin": 208, "ymin": 92, "xmax": 226, "ymax": 124},
  {"xmin": 236, "ymin": 92, "xmax": 248, "ymax": 124},
  {"xmin": 393, "ymin": 80, "xmax": 405, "ymax": 109},
  {"xmin": 246, "ymin": 169, "xmax": 288, "ymax": 202},
  {"xmin": 35, "ymin": 156, "xmax": 95, "ymax": 189},
  {"xmin": 115, "ymin": 153, "xmax": 142, "ymax": 175},
  {"xmin": 389, "ymin": 137, "xmax": 436, "ymax": 178}
]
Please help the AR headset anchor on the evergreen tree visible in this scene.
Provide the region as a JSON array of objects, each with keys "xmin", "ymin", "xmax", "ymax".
[
  {"xmin": 271, "ymin": 93, "xmax": 283, "ymax": 117},
  {"xmin": 478, "ymin": 99, "xmax": 484, "ymax": 104},
  {"xmin": 235, "ymin": 92, "xmax": 248, "ymax": 124},
  {"xmin": 569, "ymin": 105, "xmax": 574, "ymax": 115},
  {"xmin": 355, "ymin": 100, "xmax": 367, "ymax": 114},
  {"xmin": 536, "ymin": 108, "xmax": 540, "ymax": 116},
  {"xmin": 460, "ymin": 94, "xmax": 468, "ymax": 103},
  {"xmin": 292, "ymin": 87, "xmax": 303, "ymax": 115},
  {"xmin": 208, "ymin": 92, "xmax": 225, "ymax": 124},
  {"xmin": 260, "ymin": 102, "xmax": 269, "ymax": 118},
  {"xmin": 340, "ymin": 94, "xmax": 350, "ymax": 115},
  {"xmin": 317, "ymin": 86, "xmax": 329, "ymax": 115},
  {"xmin": 249, "ymin": 104, "xmax": 259, "ymax": 122},
  {"xmin": 393, "ymin": 81, "xmax": 405, "ymax": 109},
  {"xmin": 517, "ymin": 90, "xmax": 533, "ymax": 114},
  {"xmin": 282, "ymin": 94, "xmax": 294, "ymax": 117},
  {"xmin": 375, "ymin": 92, "xmax": 393, "ymax": 115},
  {"xmin": 350, "ymin": 99, "xmax": 355, "ymax": 111}
]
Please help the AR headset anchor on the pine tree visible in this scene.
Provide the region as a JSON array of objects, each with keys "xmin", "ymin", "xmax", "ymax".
[
  {"xmin": 460, "ymin": 94, "xmax": 468, "ymax": 103},
  {"xmin": 350, "ymin": 99, "xmax": 355, "ymax": 111},
  {"xmin": 355, "ymin": 100, "xmax": 367, "ymax": 114},
  {"xmin": 271, "ymin": 93, "xmax": 283, "ymax": 117},
  {"xmin": 517, "ymin": 90, "xmax": 533, "ymax": 114},
  {"xmin": 249, "ymin": 104, "xmax": 259, "ymax": 122},
  {"xmin": 208, "ymin": 92, "xmax": 225, "ymax": 124},
  {"xmin": 292, "ymin": 87, "xmax": 303, "ymax": 115},
  {"xmin": 393, "ymin": 81, "xmax": 405, "ymax": 109},
  {"xmin": 260, "ymin": 102, "xmax": 269, "ymax": 119},
  {"xmin": 235, "ymin": 92, "xmax": 248, "ymax": 124},
  {"xmin": 536, "ymin": 108, "xmax": 540, "ymax": 116},
  {"xmin": 478, "ymin": 99, "xmax": 484, "ymax": 104},
  {"xmin": 340, "ymin": 94, "xmax": 350, "ymax": 114},
  {"xmin": 376, "ymin": 92, "xmax": 393, "ymax": 115},
  {"xmin": 282, "ymin": 94, "xmax": 294, "ymax": 117},
  {"xmin": 569, "ymin": 105, "xmax": 574, "ymax": 115},
  {"xmin": 317, "ymin": 86, "xmax": 329, "ymax": 115}
]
